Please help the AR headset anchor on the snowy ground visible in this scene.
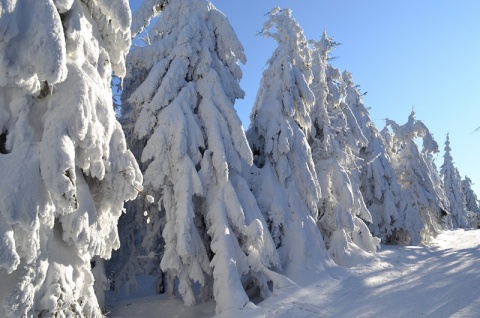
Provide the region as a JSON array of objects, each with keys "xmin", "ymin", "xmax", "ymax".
[{"xmin": 107, "ymin": 229, "xmax": 480, "ymax": 317}]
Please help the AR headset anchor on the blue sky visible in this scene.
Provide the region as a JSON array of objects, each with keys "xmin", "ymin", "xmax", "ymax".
[{"xmin": 129, "ymin": 1, "xmax": 480, "ymax": 193}]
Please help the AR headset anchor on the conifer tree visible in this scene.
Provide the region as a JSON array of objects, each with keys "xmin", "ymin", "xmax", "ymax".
[
  {"xmin": 342, "ymin": 71, "xmax": 402, "ymax": 243},
  {"xmin": 440, "ymin": 134, "xmax": 469, "ymax": 228},
  {"xmin": 462, "ymin": 176, "xmax": 480, "ymax": 227},
  {"xmin": 309, "ymin": 32, "xmax": 379, "ymax": 266},
  {"xmin": 0, "ymin": 1, "xmax": 141, "ymax": 316},
  {"xmin": 117, "ymin": 0, "xmax": 280, "ymax": 313},
  {"xmin": 384, "ymin": 112, "xmax": 444, "ymax": 244},
  {"xmin": 247, "ymin": 8, "xmax": 330, "ymax": 275},
  {"xmin": 424, "ymin": 140, "xmax": 452, "ymax": 229},
  {"xmin": 462, "ymin": 176, "xmax": 480, "ymax": 214}
]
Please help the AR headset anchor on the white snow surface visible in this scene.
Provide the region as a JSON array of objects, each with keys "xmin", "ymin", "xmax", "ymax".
[{"xmin": 107, "ymin": 229, "xmax": 480, "ymax": 317}]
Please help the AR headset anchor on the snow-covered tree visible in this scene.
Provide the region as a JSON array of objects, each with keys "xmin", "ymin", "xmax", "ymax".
[
  {"xmin": 0, "ymin": 1, "xmax": 142, "ymax": 317},
  {"xmin": 383, "ymin": 112, "xmax": 444, "ymax": 244},
  {"xmin": 247, "ymin": 8, "xmax": 330, "ymax": 276},
  {"xmin": 130, "ymin": 0, "xmax": 170, "ymax": 38},
  {"xmin": 462, "ymin": 176, "xmax": 480, "ymax": 228},
  {"xmin": 342, "ymin": 71, "xmax": 402, "ymax": 243},
  {"xmin": 462, "ymin": 176, "xmax": 480, "ymax": 214},
  {"xmin": 108, "ymin": 0, "xmax": 167, "ymax": 296},
  {"xmin": 424, "ymin": 139, "xmax": 452, "ymax": 229},
  {"xmin": 440, "ymin": 134, "xmax": 469, "ymax": 228},
  {"xmin": 117, "ymin": 0, "xmax": 280, "ymax": 313},
  {"xmin": 309, "ymin": 32, "xmax": 379, "ymax": 266}
]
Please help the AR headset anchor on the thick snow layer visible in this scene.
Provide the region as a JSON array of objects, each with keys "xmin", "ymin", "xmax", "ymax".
[{"xmin": 107, "ymin": 229, "xmax": 480, "ymax": 317}]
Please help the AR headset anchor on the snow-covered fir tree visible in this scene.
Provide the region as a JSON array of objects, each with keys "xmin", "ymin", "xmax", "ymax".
[
  {"xmin": 0, "ymin": 1, "xmax": 142, "ymax": 317},
  {"xmin": 383, "ymin": 112, "xmax": 445, "ymax": 244},
  {"xmin": 247, "ymin": 8, "xmax": 330, "ymax": 276},
  {"xmin": 116, "ymin": 0, "xmax": 280, "ymax": 313},
  {"xmin": 342, "ymin": 71, "xmax": 402, "ymax": 243},
  {"xmin": 309, "ymin": 32, "xmax": 379, "ymax": 266},
  {"xmin": 462, "ymin": 176, "xmax": 480, "ymax": 214},
  {"xmin": 440, "ymin": 134, "xmax": 469, "ymax": 228},
  {"xmin": 462, "ymin": 176, "xmax": 480, "ymax": 228},
  {"xmin": 424, "ymin": 138, "xmax": 452, "ymax": 229}
]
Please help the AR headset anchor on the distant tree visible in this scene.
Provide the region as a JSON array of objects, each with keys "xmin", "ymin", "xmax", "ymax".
[
  {"xmin": 342, "ymin": 71, "xmax": 402, "ymax": 243},
  {"xmin": 440, "ymin": 134, "xmax": 469, "ymax": 228},
  {"xmin": 383, "ymin": 112, "xmax": 444, "ymax": 244},
  {"xmin": 247, "ymin": 8, "xmax": 330, "ymax": 275},
  {"xmin": 115, "ymin": 0, "xmax": 280, "ymax": 313},
  {"xmin": 0, "ymin": 0, "xmax": 141, "ymax": 316},
  {"xmin": 309, "ymin": 32, "xmax": 379, "ymax": 266}
]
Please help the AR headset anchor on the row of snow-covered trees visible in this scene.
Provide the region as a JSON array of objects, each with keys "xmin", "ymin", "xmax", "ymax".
[
  {"xmin": 1, "ymin": 0, "xmax": 479, "ymax": 316},
  {"xmin": 109, "ymin": 0, "xmax": 480, "ymax": 314}
]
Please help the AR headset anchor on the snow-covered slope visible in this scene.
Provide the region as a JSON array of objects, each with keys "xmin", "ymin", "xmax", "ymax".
[{"xmin": 107, "ymin": 229, "xmax": 480, "ymax": 317}]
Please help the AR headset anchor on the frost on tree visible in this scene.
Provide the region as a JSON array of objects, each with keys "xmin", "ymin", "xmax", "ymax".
[
  {"xmin": 342, "ymin": 71, "xmax": 402, "ymax": 244},
  {"xmin": 118, "ymin": 0, "xmax": 280, "ymax": 313},
  {"xmin": 309, "ymin": 32, "xmax": 379, "ymax": 266},
  {"xmin": 0, "ymin": 0, "xmax": 141, "ymax": 317},
  {"xmin": 440, "ymin": 134, "xmax": 469, "ymax": 228},
  {"xmin": 247, "ymin": 8, "xmax": 331, "ymax": 277},
  {"xmin": 383, "ymin": 112, "xmax": 445, "ymax": 245}
]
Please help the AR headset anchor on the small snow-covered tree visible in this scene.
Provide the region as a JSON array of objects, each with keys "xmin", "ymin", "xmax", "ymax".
[
  {"xmin": 309, "ymin": 32, "xmax": 379, "ymax": 266},
  {"xmin": 117, "ymin": 0, "xmax": 280, "ymax": 313},
  {"xmin": 247, "ymin": 8, "xmax": 330, "ymax": 276},
  {"xmin": 383, "ymin": 112, "xmax": 444, "ymax": 244},
  {"xmin": 0, "ymin": 1, "xmax": 141, "ymax": 317},
  {"xmin": 342, "ymin": 71, "xmax": 402, "ymax": 243},
  {"xmin": 440, "ymin": 134, "xmax": 469, "ymax": 228}
]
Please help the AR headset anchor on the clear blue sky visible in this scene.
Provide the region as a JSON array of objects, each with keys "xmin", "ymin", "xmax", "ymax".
[{"xmin": 130, "ymin": 1, "xmax": 480, "ymax": 194}]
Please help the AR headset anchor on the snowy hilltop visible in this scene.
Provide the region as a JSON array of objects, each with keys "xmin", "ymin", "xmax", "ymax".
[{"xmin": 0, "ymin": 0, "xmax": 479, "ymax": 317}]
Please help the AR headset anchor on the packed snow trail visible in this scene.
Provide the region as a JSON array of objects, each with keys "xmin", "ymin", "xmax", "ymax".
[{"xmin": 108, "ymin": 229, "xmax": 480, "ymax": 317}]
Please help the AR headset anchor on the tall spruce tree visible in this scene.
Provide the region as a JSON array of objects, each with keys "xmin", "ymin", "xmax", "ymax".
[
  {"xmin": 116, "ymin": 0, "xmax": 280, "ymax": 313},
  {"xmin": 247, "ymin": 8, "xmax": 330, "ymax": 276},
  {"xmin": 440, "ymin": 134, "xmax": 469, "ymax": 228},
  {"xmin": 0, "ymin": 1, "xmax": 142, "ymax": 316},
  {"xmin": 309, "ymin": 32, "xmax": 379, "ymax": 266}
]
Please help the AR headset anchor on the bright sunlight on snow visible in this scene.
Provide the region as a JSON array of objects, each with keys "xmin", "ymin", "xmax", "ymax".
[{"xmin": 108, "ymin": 229, "xmax": 480, "ymax": 317}]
